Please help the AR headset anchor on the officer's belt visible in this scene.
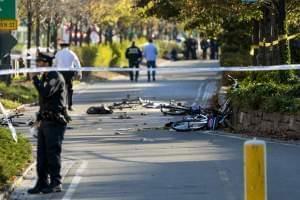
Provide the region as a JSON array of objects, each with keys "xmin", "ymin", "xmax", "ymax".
[{"xmin": 40, "ymin": 111, "xmax": 64, "ymax": 121}]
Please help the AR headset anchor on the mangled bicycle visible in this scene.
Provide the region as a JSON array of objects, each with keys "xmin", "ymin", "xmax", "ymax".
[{"xmin": 169, "ymin": 75, "xmax": 239, "ymax": 132}]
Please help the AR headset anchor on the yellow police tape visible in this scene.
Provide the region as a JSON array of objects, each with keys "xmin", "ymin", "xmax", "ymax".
[
  {"xmin": 244, "ymin": 139, "xmax": 267, "ymax": 200},
  {"xmin": 250, "ymin": 33, "xmax": 300, "ymax": 56}
]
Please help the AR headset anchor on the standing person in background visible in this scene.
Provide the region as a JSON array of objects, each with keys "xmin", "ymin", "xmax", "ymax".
[
  {"xmin": 54, "ymin": 42, "xmax": 82, "ymax": 111},
  {"xmin": 143, "ymin": 38, "xmax": 158, "ymax": 82},
  {"xmin": 125, "ymin": 41, "xmax": 143, "ymax": 82},
  {"xmin": 210, "ymin": 38, "xmax": 217, "ymax": 60},
  {"xmin": 191, "ymin": 38, "xmax": 198, "ymax": 60},
  {"xmin": 200, "ymin": 38, "xmax": 209, "ymax": 60}
]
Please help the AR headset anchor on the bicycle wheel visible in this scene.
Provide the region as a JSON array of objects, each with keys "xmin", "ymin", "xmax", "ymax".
[
  {"xmin": 171, "ymin": 119, "xmax": 207, "ymax": 132},
  {"xmin": 161, "ymin": 105, "xmax": 190, "ymax": 116}
]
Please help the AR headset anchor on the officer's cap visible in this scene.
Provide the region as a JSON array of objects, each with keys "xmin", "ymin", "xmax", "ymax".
[
  {"xmin": 59, "ymin": 40, "xmax": 70, "ymax": 47},
  {"xmin": 36, "ymin": 52, "xmax": 54, "ymax": 63}
]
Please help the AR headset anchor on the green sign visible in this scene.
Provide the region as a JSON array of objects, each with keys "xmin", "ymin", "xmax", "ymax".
[{"xmin": 0, "ymin": 0, "xmax": 16, "ymax": 19}]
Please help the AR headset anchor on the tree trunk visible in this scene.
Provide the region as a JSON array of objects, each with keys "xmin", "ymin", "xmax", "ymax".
[
  {"xmin": 74, "ymin": 21, "xmax": 78, "ymax": 46},
  {"xmin": 258, "ymin": 6, "xmax": 272, "ymax": 66},
  {"xmin": 53, "ymin": 13, "xmax": 59, "ymax": 52},
  {"xmin": 26, "ymin": 0, "xmax": 32, "ymax": 80},
  {"xmin": 35, "ymin": 3, "xmax": 40, "ymax": 51},
  {"xmin": 27, "ymin": 10, "xmax": 32, "ymax": 67},
  {"xmin": 99, "ymin": 27, "xmax": 102, "ymax": 44},
  {"xmin": 79, "ymin": 22, "xmax": 83, "ymax": 47},
  {"xmin": 278, "ymin": 0, "xmax": 290, "ymax": 64},
  {"xmin": 53, "ymin": 24, "xmax": 58, "ymax": 52},
  {"xmin": 265, "ymin": 6, "xmax": 272, "ymax": 66},
  {"xmin": 69, "ymin": 21, "xmax": 73, "ymax": 45},
  {"xmin": 46, "ymin": 19, "xmax": 51, "ymax": 52},
  {"xmin": 270, "ymin": 12, "xmax": 279, "ymax": 65},
  {"xmin": 252, "ymin": 20, "xmax": 259, "ymax": 66},
  {"xmin": 258, "ymin": 9, "xmax": 267, "ymax": 66}
]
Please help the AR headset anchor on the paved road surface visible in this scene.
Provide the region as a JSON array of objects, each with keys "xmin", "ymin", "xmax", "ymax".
[{"xmin": 12, "ymin": 60, "xmax": 300, "ymax": 200}]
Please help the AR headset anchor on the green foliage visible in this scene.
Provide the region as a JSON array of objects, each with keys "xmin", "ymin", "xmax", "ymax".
[
  {"xmin": 109, "ymin": 43, "xmax": 124, "ymax": 67},
  {"xmin": 73, "ymin": 46, "xmax": 98, "ymax": 67},
  {"xmin": 220, "ymin": 52, "xmax": 252, "ymax": 67},
  {"xmin": 95, "ymin": 44, "xmax": 114, "ymax": 67},
  {"xmin": 0, "ymin": 99, "xmax": 21, "ymax": 110},
  {"xmin": 0, "ymin": 128, "xmax": 32, "ymax": 189},
  {"xmin": 0, "ymin": 82, "xmax": 38, "ymax": 106},
  {"xmin": 220, "ymin": 19, "xmax": 252, "ymax": 66},
  {"xmin": 246, "ymin": 71, "xmax": 299, "ymax": 84},
  {"xmin": 230, "ymin": 77, "xmax": 300, "ymax": 113},
  {"xmin": 135, "ymin": 0, "xmax": 261, "ymax": 38},
  {"xmin": 73, "ymin": 39, "xmax": 179, "ymax": 68},
  {"xmin": 156, "ymin": 40, "xmax": 183, "ymax": 58}
]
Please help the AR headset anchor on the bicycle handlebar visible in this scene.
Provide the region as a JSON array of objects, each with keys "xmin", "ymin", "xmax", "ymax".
[{"xmin": 227, "ymin": 75, "xmax": 238, "ymax": 89}]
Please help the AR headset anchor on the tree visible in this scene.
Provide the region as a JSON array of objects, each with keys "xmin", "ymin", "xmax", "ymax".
[{"xmin": 135, "ymin": 0, "xmax": 300, "ymax": 66}]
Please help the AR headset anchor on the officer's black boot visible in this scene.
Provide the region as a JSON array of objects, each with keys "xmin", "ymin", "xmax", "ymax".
[
  {"xmin": 147, "ymin": 71, "xmax": 151, "ymax": 82},
  {"xmin": 42, "ymin": 183, "xmax": 62, "ymax": 194},
  {"xmin": 130, "ymin": 71, "xmax": 134, "ymax": 82},
  {"xmin": 27, "ymin": 180, "xmax": 49, "ymax": 194},
  {"xmin": 135, "ymin": 71, "xmax": 139, "ymax": 82},
  {"xmin": 152, "ymin": 70, "xmax": 156, "ymax": 82},
  {"xmin": 68, "ymin": 89, "xmax": 74, "ymax": 111}
]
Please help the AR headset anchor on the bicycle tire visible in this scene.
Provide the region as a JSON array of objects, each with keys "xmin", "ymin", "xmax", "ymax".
[
  {"xmin": 171, "ymin": 119, "xmax": 207, "ymax": 132},
  {"xmin": 160, "ymin": 105, "xmax": 190, "ymax": 116},
  {"xmin": 1, "ymin": 121, "xmax": 31, "ymax": 127}
]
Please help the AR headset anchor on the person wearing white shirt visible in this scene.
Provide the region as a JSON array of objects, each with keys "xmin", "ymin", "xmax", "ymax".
[
  {"xmin": 143, "ymin": 38, "xmax": 158, "ymax": 82},
  {"xmin": 54, "ymin": 43, "xmax": 82, "ymax": 111}
]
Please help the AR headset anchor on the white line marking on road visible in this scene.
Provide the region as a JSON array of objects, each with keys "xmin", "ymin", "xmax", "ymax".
[
  {"xmin": 194, "ymin": 83, "xmax": 206, "ymax": 104},
  {"xmin": 3, "ymin": 63, "xmax": 300, "ymax": 76},
  {"xmin": 217, "ymin": 169, "xmax": 236, "ymax": 200},
  {"xmin": 203, "ymin": 131, "xmax": 300, "ymax": 148},
  {"xmin": 218, "ymin": 170, "xmax": 230, "ymax": 182},
  {"xmin": 194, "ymin": 81, "xmax": 218, "ymax": 107},
  {"xmin": 62, "ymin": 161, "xmax": 88, "ymax": 200},
  {"xmin": 202, "ymin": 83, "xmax": 214, "ymax": 106}
]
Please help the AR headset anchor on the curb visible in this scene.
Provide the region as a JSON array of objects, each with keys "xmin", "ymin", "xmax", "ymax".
[{"xmin": 0, "ymin": 161, "xmax": 36, "ymax": 200}]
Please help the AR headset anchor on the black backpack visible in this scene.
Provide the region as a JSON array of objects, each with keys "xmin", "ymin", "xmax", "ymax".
[{"xmin": 87, "ymin": 105, "xmax": 113, "ymax": 114}]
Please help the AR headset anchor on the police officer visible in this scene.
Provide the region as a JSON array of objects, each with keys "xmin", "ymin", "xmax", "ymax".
[
  {"xmin": 125, "ymin": 41, "xmax": 142, "ymax": 82},
  {"xmin": 28, "ymin": 53, "xmax": 70, "ymax": 194},
  {"xmin": 54, "ymin": 42, "xmax": 82, "ymax": 111}
]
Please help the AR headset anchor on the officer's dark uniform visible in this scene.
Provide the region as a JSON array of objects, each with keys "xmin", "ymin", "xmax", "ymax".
[
  {"xmin": 125, "ymin": 43, "xmax": 142, "ymax": 82},
  {"xmin": 28, "ymin": 53, "xmax": 69, "ymax": 194}
]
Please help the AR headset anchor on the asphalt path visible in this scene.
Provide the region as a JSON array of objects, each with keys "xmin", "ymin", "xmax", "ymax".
[{"xmin": 12, "ymin": 60, "xmax": 300, "ymax": 200}]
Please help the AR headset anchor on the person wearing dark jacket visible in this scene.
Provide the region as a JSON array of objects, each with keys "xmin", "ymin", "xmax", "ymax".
[
  {"xmin": 200, "ymin": 39, "xmax": 209, "ymax": 60},
  {"xmin": 28, "ymin": 52, "xmax": 70, "ymax": 194},
  {"xmin": 126, "ymin": 41, "xmax": 142, "ymax": 82}
]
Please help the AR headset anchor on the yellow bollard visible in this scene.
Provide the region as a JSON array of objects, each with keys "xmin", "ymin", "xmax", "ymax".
[{"xmin": 244, "ymin": 139, "xmax": 267, "ymax": 200}]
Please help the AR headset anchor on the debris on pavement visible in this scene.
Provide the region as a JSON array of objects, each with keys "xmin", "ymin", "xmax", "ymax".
[
  {"xmin": 87, "ymin": 105, "xmax": 113, "ymax": 114},
  {"xmin": 143, "ymin": 102, "xmax": 162, "ymax": 109},
  {"xmin": 114, "ymin": 128, "xmax": 133, "ymax": 131},
  {"xmin": 140, "ymin": 138, "xmax": 155, "ymax": 142},
  {"xmin": 112, "ymin": 113, "xmax": 132, "ymax": 119},
  {"xmin": 164, "ymin": 122, "xmax": 174, "ymax": 128}
]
